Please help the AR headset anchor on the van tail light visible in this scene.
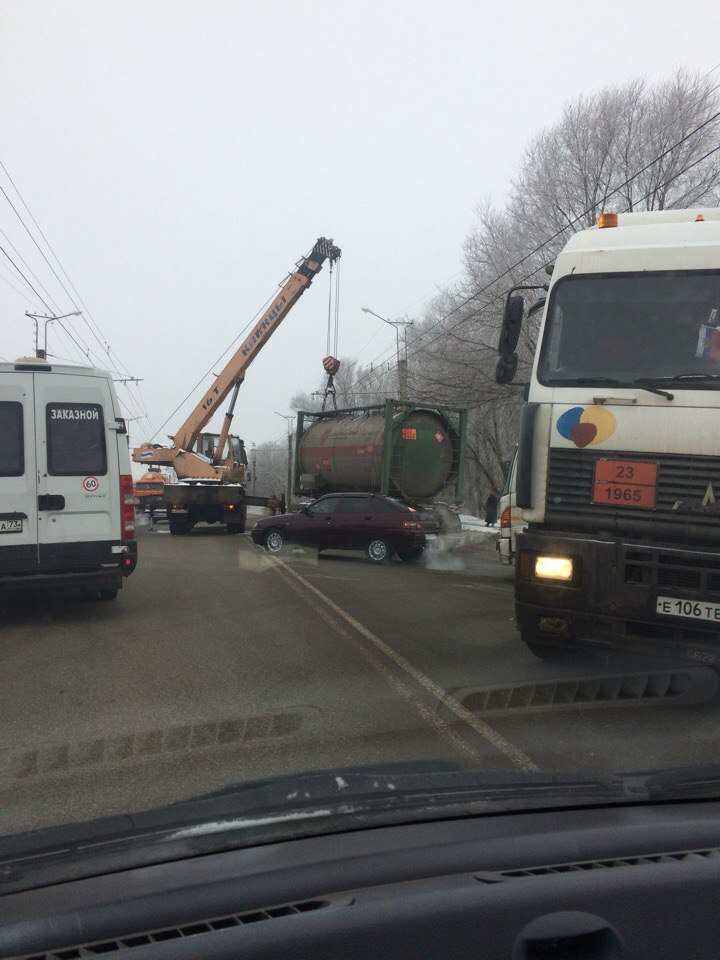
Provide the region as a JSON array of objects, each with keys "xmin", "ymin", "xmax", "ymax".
[
  {"xmin": 500, "ymin": 507, "xmax": 511, "ymax": 529},
  {"xmin": 403, "ymin": 520, "xmax": 420, "ymax": 530},
  {"xmin": 120, "ymin": 475, "xmax": 135, "ymax": 539}
]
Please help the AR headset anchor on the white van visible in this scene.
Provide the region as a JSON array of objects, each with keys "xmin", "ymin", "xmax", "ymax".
[
  {"xmin": 497, "ymin": 447, "xmax": 527, "ymax": 566},
  {"xmin": 0, "ymin": 357, "xmax": 137, "ymax": 598}
]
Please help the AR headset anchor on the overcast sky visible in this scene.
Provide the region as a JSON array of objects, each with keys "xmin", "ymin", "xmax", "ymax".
[{"xmin": 2, "ymin": 0, "xmax": 718, "ymax": 453}]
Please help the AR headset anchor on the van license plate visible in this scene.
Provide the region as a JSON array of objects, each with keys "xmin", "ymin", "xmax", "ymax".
[
  {"xmin": 0, "ymin": 519, "xmax": 22, "ymax": 534},
  {"xmin": 657, "ymin": 596, "xmax": 720, "ymax": 623}
]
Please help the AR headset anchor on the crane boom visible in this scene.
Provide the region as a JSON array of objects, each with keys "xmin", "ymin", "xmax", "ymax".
[
  {"xmin": 133, "ymin": 237, "xmax": 340, "ymax": 480},
  {"xmin": 173, "ymin": 237, "xmax": 341, "ymax": 452}
]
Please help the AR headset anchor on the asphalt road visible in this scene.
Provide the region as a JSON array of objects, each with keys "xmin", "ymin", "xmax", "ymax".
[{"xmin": 1, "ymin": 512, "xmax": 719, "ymax": 836}]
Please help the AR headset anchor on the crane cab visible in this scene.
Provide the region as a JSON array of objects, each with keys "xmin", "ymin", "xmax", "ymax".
[{"xmin": 194, "ymin": 433, "xmax": 247, "ymax": 471}]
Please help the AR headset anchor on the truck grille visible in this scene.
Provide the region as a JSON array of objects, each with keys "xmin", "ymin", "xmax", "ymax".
[
  {"xmin": 625, "ymin": 547, "xmax": 720, "ymax": 598},
  {"xmin": 546, "ymin": 449, "xmax": 720, "ymax": 545}
]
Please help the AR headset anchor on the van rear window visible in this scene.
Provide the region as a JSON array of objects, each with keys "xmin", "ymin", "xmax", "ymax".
[
  {"xmin": 47, "ymin": 403, "xmax": 107, "ymax": 476},
  {"xmin": 0, "ymin": 402, "xmax": 24, "ymax": 477}
]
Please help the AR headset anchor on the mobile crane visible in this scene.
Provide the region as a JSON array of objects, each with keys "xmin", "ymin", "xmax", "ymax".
[{"xmin": 133, "ymin": 237, "xmax": 341, "ymax": 534}]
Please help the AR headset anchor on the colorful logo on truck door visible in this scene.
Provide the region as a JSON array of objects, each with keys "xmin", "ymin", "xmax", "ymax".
[{"xmin": 556, "ymin": 406, "xmax": 617, "ymax": 448}]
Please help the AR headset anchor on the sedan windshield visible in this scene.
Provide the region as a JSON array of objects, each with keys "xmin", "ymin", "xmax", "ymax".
[{"xmin": 538, "ymin": 272, "xmax": 720, "ymax": 384}]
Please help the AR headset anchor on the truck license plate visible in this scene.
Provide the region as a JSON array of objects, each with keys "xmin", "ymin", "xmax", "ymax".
[
  {"xmin": 0, "ymin": 518, "xmax": 22, "ymax": 533},
  {"xmin": 592, "ymin": 459, "xmax": 658, "ymax": 508},
  {"xmin": 657, "ymin": 596, "xmax": 720, "ymax": 623}
]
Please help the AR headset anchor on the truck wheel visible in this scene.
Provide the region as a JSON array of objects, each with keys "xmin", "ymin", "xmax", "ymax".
[
  {"xmin": 398, "ymin": 548, "xmax": 423, "ymax": 563},
  {"xmin": 169, "ymin": 520, "xmax": 191, "ymax": 535},
  {"xmin": 366, "ymin": 538, "xmax": 393, "ymax": 564},
  {"xmin": 264, "ymin": 528, "xmax": 285, "ymax": 553},
  {"xmin": 226, "ymin": 522, "xmax": 242, "ymax": 534}
]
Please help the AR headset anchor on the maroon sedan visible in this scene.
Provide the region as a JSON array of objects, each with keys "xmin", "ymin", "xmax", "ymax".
[{"xmin": 251, "ymin": 493, "xmax": 428, "ymax": 564}]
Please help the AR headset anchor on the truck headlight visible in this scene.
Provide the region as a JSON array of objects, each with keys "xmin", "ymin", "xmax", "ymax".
[{"xmin": 535, "ymin": 556, "xmax": 573, "ymax": 581}]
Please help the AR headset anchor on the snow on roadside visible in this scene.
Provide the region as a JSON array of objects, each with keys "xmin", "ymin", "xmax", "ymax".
[{"xmin": 458, "ymin": 514, "xmax": 499, "ymax": 535}]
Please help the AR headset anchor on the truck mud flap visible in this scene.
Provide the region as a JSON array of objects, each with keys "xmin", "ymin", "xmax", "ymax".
[{"xmin": 440, "ymin": 666, "xmax": 718, "ymax": 719}]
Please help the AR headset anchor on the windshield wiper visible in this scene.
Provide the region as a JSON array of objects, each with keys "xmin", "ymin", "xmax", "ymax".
[
  {"xmin": 636, "ymin": 374, "xmax": 720, "ymax": 387},
  {"xmin": 570, "ymin": 377, "xmax": 674, "ymax": 400},
  {"xmin": 622, "ymin": 763, "xmax": 720, "ymax": 801}
]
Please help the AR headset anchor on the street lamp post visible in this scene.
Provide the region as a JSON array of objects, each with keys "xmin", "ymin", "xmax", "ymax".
[{"xmin": 361, "ymin": 307, "xmax": 413, "ymax": 400}]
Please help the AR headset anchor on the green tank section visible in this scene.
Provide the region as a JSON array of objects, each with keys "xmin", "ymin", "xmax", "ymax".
[{"xmin": 295, "ymin": 399, "xmax": 467, "ymax": 502}]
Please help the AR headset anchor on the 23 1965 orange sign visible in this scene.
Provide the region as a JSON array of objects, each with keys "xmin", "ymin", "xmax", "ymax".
[{"xmin": 592, "ymin": 459, "xmax": 658, "ymax": 509}]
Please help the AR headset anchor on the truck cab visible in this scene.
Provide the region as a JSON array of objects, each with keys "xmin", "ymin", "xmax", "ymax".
[{"xmin": 498, "ymin": 208, "xmax": 720, "ymax": 662}]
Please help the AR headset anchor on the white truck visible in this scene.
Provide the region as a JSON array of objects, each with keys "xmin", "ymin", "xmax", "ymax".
[
  {"xmin": 496, "ymin": 208, "xmax": 720, "ymax": 662},
  {"xmin": 0, "ymin": 356, "xmax": 137, "ymax": 598}
]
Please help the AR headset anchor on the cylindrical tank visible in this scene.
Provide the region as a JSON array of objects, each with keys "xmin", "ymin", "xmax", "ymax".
[{"xmin": 297, "ymin": 408, "xmax": 457, "ymax": 500}]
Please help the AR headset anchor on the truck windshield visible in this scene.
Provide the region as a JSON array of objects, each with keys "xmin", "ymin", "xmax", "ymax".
[{"xmin": 538, "ymin": 271, "xmax": 720, "ymax": 385}]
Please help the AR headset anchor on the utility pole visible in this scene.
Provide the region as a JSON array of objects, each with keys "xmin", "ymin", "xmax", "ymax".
[
  {"xmin": 251, "ymin": 443, "xmax": 257, "ymax": 494},
  {"xmin": 25, "ymin": 310, "xmax": 82, "ymax": 359},
  {"xmin": 361, "ymin": 307, "xmax": 413, "ymax": 400},
  {"xmin": 287, "ymin": 432, "xmax": 293, "ymax": 511},
  {"xmin": 275, "ymin": 412, "xmax": 295, "ymax": 511}
]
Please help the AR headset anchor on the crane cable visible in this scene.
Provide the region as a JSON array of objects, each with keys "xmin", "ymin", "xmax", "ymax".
[{"xmin": 321, "ymin": 258, "xmax": 341, "ymax": 410}]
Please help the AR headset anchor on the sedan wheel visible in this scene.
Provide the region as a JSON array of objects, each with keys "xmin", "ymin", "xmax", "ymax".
[
  {"xmin": 398, "ymin": 548, "xmax": 423, "ymax": 563},
  {"xmin": 366, "ymin": 538, "xmax": 392, "ymax": 564},
  {"xmin": 264, "ymin": 529, "xmax": 285, "ymax": 553}
]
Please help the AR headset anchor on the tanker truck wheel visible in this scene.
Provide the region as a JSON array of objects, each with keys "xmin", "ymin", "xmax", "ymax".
[
  {"xmin": 264, "ymin": 528, "xmax": 286, "ymax": 554},
  {"xmin": 366, "ymin": 538, "xmax": 393, "ymax": 564}
]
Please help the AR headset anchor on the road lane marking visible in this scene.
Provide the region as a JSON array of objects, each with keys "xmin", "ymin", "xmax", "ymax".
[
  {"xmin": 269, "ymin": 556, "xmax": 538, "ymax": 772},
  {"xmin": 270, "ymin": 562, "xmax": 486, "ymax": 765}
]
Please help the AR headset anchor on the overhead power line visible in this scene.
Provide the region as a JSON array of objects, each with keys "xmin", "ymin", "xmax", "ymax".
[{"xmin": 0, "ymin": 162, "xmax": 154, "ymax": 439}]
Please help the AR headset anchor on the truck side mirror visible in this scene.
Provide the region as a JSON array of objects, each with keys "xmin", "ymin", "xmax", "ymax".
[
  {"xmin": 498, "ymin": 294, "xmax": 524, "ymax": 355},
  {"xmin": 495, "ymin": 353, "xmax": 518, "ymax": 384}
]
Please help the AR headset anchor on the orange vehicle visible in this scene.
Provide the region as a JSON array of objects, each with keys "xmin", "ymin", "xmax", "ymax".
[
  {"xmin": 132, "ymin": 238, "xmax": 340, "ymax": 534},
  {"xmin": 134, "ymin": 469, "xmax": 166, "ymax": 513}
]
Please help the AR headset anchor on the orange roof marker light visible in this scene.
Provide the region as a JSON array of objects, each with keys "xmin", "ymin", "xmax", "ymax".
[
  {"xmin": 598, "ymin": 212, "xmax": 619, "ymax": 229},
  {"xmin": 696, "ymin": 213, "xmax": 705, "ymax": 221}
]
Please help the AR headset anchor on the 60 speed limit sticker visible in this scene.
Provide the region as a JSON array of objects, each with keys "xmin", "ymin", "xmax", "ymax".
[{"xmin": 82, "ymin": 476, "xmax": 99, "ymax": 492}]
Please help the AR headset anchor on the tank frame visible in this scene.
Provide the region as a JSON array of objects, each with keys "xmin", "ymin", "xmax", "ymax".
[{"xmin": 294, "ymin": 398, "xmax": 467, "ymax": 502}]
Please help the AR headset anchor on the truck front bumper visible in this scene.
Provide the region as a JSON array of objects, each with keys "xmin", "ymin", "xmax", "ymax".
[{"xmin": 515, "ymin": 529, "xmax": 720, "ymax": 666}]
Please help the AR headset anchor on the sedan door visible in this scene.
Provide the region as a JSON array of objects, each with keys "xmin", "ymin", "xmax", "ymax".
[
  {"xmin": 290, "ymin": 495, "xmax": 342, "ymax": 547},
  {"xmin": 332, "ymin": 495, "xmax": 375, "ymax": 550}
]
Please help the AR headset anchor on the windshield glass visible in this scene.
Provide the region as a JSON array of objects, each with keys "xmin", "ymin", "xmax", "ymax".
[
  {"xmin": 2, "ymin": 6, "xmax": 720, "ymax": 901},
  {"xmin": 539, "ymin": 272, "xmax": 720, "ymax": 384}
]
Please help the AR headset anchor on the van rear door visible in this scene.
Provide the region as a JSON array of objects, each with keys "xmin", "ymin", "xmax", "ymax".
[
  {"xmin": 34, "ymin": 373, "xmax": 121, "ymax": 572},
  {"xmin": 0, "ymin": 371, "xmax": 39, "ymax": 574}
]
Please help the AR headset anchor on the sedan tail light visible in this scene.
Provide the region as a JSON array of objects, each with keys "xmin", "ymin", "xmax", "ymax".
[{"xmin": 403, "ymin": 519, "xmax": 420, "ymax": 530}]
